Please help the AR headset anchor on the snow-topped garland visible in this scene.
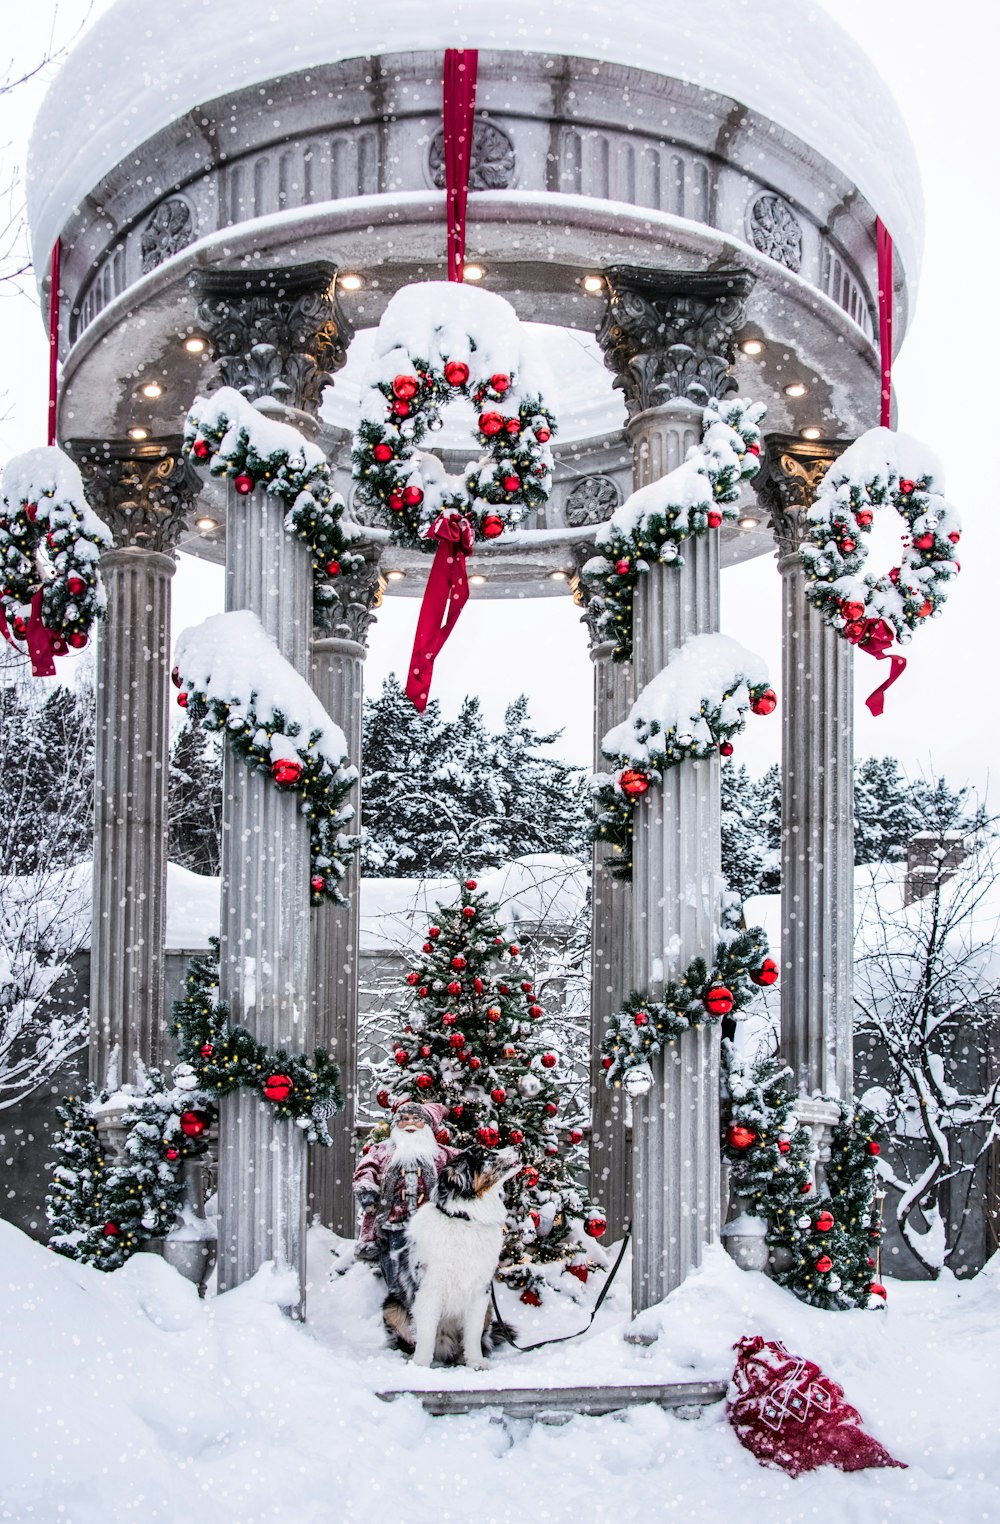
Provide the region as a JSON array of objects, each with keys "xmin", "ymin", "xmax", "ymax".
[
  {"xmin": 723, "ymin": 1042, "xmax": 887, "ymax": 1311},
  {"xmin": 172, "ymin": 943, "xmax": 342, "ymax": 1145},
  {"xmin": 583, "ymin": 398, "xmax": 766, "ymax": 662},
  {"xmin": 183, "ymin": 387, "xmax": 363, "ymax": 621},
  {"xmin": 0, "ymin": 447, "xmax": 112, "ymax": 667},
  {"xmin": 801, "ymin": 428, "xmax": 960, "ymax": 702},
  {"xmin": 591, "ymin": 634, "xmax": 776, "ymax": 880},
  {"xmin": 601, "ymin": 922, "xmax": 775, "ymax": 1093},
  {"xmin": 351, "ymin": 283, "xmax": 556, "ymax": 545},
  {"xmin": 173, "ymin": 611, "xmax": 361, "ymax": 907}
]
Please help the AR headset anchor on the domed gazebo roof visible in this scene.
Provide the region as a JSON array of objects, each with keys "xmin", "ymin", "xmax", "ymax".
[{"xmin": 27, "ymin": 0, "xmax": 922, "ymax": 296}]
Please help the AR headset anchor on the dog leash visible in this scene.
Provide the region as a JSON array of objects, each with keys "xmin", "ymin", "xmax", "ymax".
[{"xmin": 490, "ymin": 1221, "xmax": 632, "ymax": 1353}]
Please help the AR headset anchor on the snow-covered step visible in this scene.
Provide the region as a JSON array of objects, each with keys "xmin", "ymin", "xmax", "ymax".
[{"xmin": 377, "ymin": 1380, "xmax": 727, "ymax": 1421}]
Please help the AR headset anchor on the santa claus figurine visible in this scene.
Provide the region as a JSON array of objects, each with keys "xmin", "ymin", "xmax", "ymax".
[{"xmin": 353, "ymin": 1096, "xmax": 456, "ymax": 1295}]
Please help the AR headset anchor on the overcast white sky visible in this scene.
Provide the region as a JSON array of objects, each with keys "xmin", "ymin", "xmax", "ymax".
[{"xmin": 1, "ymin": 0, "xmax": 997, "ymax": 796}]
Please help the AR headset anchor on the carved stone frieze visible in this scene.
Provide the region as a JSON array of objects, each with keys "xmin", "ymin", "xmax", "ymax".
[
  {"xmin": 564, "ymin": 475, "xmax": 621, "ymax": 527},
  {"xmin": 746, "ymin": 193, "xmax": 802, "ymax": 273},
  {"xmin": 196, "ymin": 262, "xmax": 354, "ymax": 416},
  {"xmin": 597, "ymin": 267, "xmax": 754, "ymax": 417},
  {"xmin": 68, "ymin": 438, "xmax": 200, "ymax": 552},
  {"xmin": 140, "ymin": 196, "xmax": 194, "ymax": 273},
  {"xmin": 315, "ymin": 550, "xmax": 383, "ymax": 645},
  {"xmin": 753, "ymin": 432, "xmax": 849, "ymax": 561},
  {"xmin": 428, "ymin": 117, "xmax": 516, "ymax": 190}
]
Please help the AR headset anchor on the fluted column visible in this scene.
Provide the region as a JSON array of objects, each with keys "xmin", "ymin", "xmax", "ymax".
[
  {"xmin": 308, "ymin": 554, "xmax": 381, "ymax": 1234},
  {"xmin": 71, "ymin": 440, "xmax": 198, "ymax": 1085},
  {"xmin": 755, "ymin": 435, "xmax": 853, "ymax": 1101},
  {"xmin": 216, "ymin": 475, "xmax": 314, "ymax": 1315},
  {"xmin": 599, "ymin": 266, "xmax": 751, "ymax": 1312}
]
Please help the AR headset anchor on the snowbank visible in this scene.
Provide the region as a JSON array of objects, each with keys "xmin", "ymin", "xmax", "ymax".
[{"xmin": 3, "ymin": 1218, "xmax": 998, "ymax": 1522}]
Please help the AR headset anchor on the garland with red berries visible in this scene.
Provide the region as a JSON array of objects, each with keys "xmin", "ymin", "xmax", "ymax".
[
  {"xmin": 172, "ymin": 627, "xmax": 360, "ymax": 907},
  {"xmin": 183, "ymin": 387, "xmax": 363, "ymax": 623},
  {"xmin": 0, "ymin": 447, "xmax": 112, "ymax": 665},
  {"xmin": 601, "ymin": 925, "xmax": 776, "ymax": 1093},
  {"xmin": 351, "ymin": 352, "xmax": 556, "ymax": 546},
  {"xmin": 722, "ymin": 1041, "xmax": 886, "ymax": 1311},
  {"xmin": 172, "ymin": 942, "xmax": 342, "ymax": 1145},
  {"xmin": 801, "ymin": 428, "xmax": 960, "ymax": 665},
  {"xmin": 582, "ymin": 398, "xmax": 765, "ymax": 662}
]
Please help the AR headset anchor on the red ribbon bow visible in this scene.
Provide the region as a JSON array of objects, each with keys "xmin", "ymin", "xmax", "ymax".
[
  {"xmin": 0, "ymin": 590, "xmax": 58, "ymax": 677},
  {"xmin": 405, "ymin": 511, "xmax": 476, "ymax": 712},
  {"xmin": 845, "ymin": 615, "xmax": 906, "ymax": 717},
  {"xmin": 443, "ymin": 50, "xmax": 479, "ymax": 284}
]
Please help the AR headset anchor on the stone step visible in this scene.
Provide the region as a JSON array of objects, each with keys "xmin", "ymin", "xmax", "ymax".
[{"xmin": 377, "ymin": 1379, "xmax": 727, "ymax": 1422}]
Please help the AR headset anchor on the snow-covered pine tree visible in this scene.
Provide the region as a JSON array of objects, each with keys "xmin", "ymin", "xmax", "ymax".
[
  {"xmin": 360, "ymin": 675, "xmax": 453, "ymax": 877},
  {"xmin": 853, "ymin": 756, "xmax": 921, "ymax": 865},
  {"xmin": 168, "ymin": 717, "xmax": 223, "ymax": 875},
  {"xmin": 372, "ymin": 875, "xmax": 606, "ymax": 1302},
  {"xmin": 0, "ymin": 660, "xmax": 94, "ymax": 874},
  {"xmin": 45, "ymin": 1085, "xmax": 107, "ymax": 1250},
  {"xmin": 721, "ymin": 763, "xmax": 770, "ymax": 902},
  {"xmin": 492, "ymin": 695, "xmax": 589, "ymax": 862}
]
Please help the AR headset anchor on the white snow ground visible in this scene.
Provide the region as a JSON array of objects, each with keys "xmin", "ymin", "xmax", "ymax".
[{"xmin": 3, "ymin": 1217, "xmax": 998, "ymax": 1523}]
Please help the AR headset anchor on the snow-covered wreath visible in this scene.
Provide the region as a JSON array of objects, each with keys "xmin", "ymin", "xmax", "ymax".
[
  {"xmin": 583, "ymin": 398, "xmax": 766, "ymax": 662},
  {"xmin": 173, "ymin": 611, "xmax": 361, "ymax": 907},
  {"xmin": 591, "ymin": 634, "xmax": 776, "ymax": 879},
  {"xmin": 602, "ymin": 919, "xmax": 776, "ymax": 1095},
  {"xmin": 801, "ymin": 428, "xmax": 960, "ymax": 711},
  {"xmin": 0, "ymin": 447, "xmax": 112, "ymax": 669},
  {"xmin": 351, "ymin": 283, "xmax": 557, "ymax": 544},
  {"xmin": 184, "ymin": 387, "xmax": 363, "ymax": 620}
]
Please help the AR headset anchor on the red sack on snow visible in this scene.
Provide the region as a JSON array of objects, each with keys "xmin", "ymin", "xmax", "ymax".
[{"xmin": 727, "ymin": 1336, "xmax": 906, "ymax": 1478}]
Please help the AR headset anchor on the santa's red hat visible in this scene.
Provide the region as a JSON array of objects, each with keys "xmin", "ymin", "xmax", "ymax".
[{"xmin": 391, "ymin": 1096, "xmax": 449, "ymax": 1129}]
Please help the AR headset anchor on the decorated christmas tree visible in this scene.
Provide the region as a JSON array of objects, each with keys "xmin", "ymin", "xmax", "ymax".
[{"xmin": 372, "ymin": 876, "xmax": 606, "ymax": 1303}]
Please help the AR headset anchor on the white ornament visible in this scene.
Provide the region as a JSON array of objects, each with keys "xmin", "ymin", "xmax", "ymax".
[
  {"xmin": 828, "ymin": 1273, "xmax": 842, "ymax": 1291},
  {"xmin": 623, "ymin": 1063, "xmax": 654, "ymax": 1098},
  {"xmin": 518, "ymin": 1073, "xmax": 542, "ymax": 1099},
  {"xmin": 797, "ymin": 1214, "xmax": 812, "ymax": 1229},
  {"xmin": 173, "ymin": 1063, "xmax": 199, "ymax": 1092}
]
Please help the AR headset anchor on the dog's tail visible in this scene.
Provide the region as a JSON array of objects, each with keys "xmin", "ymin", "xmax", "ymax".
[
  {"xmin": 484, "ymin": 1314, "xmax": 517, "ymax": 1353},
  {"xmin": 382, "ymin": 1293, "xmax": 416, "ymax": 1355}
]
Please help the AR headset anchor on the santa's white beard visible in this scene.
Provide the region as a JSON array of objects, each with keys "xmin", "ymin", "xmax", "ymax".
[{"xmin": 389, "ymin": 1125, "xmax": 438, "ymax": 1164}]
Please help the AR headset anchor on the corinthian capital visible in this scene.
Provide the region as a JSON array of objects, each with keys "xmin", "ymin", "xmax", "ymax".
[
  {"xmin": 753, "ymin": 433, "xmax": 850, "ymax": 560},
  {"xmin": 68, "ymin": 438, "xmax": 199, "ymax": 553},
  {"xmin": 597, "ymin": 267, "xmax": 754, "ymax": 418},
  {"xmin": 196, "ymin": 262, "xmax": 354, "ymax": 416}
]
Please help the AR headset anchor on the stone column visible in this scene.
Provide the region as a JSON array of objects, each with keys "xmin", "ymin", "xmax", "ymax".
[
  {"xmin": 71, "ymin": 440, "xmax": 198, "ymax": 1085},
  {"xmin": 215, "ymin": 475, "xmax": 314, "ymax": 1315},
  {"xmin": 308, "ymin": 553, "xmax": 382, "ymax": 1234},
  {"xmin": 755, "ymin": 435, "xmax": 853, "ymax": 1102},
  {"xmin": 599, "ymin": 267, "xmax": 752, "ymax": 1312}
]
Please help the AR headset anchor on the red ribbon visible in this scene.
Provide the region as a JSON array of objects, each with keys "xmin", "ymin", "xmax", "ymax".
[
  {"xmin": 443, "ymin": 50, "xmax": 479, "ymax": 283},
  {"xmin": 845, "ymin": 616, "xmax": 906, "ymax": 717},
  {"xmin": 406, "ymin": 512, "xmax": 475, "ymax": 712},
  {"xmin": 48, "ymin": 239, "xmax": 61, "ymax": 447},
  {"xmin": 876, "ymin": 219, "xmax": 893, "ymax": 429},
  {"xmin": 0, "ymin": 591, "xmax": 58, "ymax": 677}
]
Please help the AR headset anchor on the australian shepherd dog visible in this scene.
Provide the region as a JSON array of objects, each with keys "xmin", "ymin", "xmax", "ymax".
[{"xmin": 382, "ymin": 1146, "xmax": 520, "ymax": 1368}]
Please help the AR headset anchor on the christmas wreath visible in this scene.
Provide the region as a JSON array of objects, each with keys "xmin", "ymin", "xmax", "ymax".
[
  {"xmin": 801, "ymin": 428, "xmax": 960, "ymax": 713},
  {"xmin": 601, "ymin": 922, "xmax": 776, "ymax": 1092},
  {"xmin": 592, "ymin": 634, "xmax": 775, "ymax": 880},
  {"xmin": 722, "ymin": 1042, "xmax": 886, "ymax": 1311},
  {"xmin": 351, "ymin": 282, "xmax": 556, "ymax": 546},
  {"xmin": 184, "ymin": 387, "xmax": 363, "ymax": 623},
  {"xmin": 172, "ymin": 943, "xmax": 342, "ymax": 1145},
  {"xmin": 173, "ymin": 610, "xmax": 361, "ymax": 906},
  {"xmin": 582, "ymin": 398, "xmax": 766, "ymax": 662},
  {"xmin": 0, "ymin": 447, "xmax": 112, "ymax": 672}
]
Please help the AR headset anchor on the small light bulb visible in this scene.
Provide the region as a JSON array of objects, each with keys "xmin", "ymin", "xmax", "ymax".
[
  {"xmin": 128, "ymin": 427, "xmax": 148, "ymax": 441},
  {"xmin": 184, "ymin": 337, "xmax": 207, "ymax": 355},
  {"xmin": 462, "ymin": 264, "xmax": 485, "ymax": 283},
  {"xmin": 387, "ymin": 570, "xmax": 405, "ymax": 582},
  {"xmin": 339, "ymin": 273, "xmax": 364, "ymax": 291},
  {"xmin": 195, "ymin": 516, "xmax": 217, "ymax": 532},
  {"xmin": 548, "ymin": 570, "xmax": 568, "ymax": 581},
  {"xmin": 738, "ymin": 515, "xmax": 760, "ymax": 530},
  {"xmin": 740, "ymin": 338, "xmax": 765, "ymax": 356},
  {"xmin": 784, "ymin": 382, "xmax": 808, "ymax": 398},
  {"xmin": 469, "ymin": 572, "xmax": 487, "ymax": 586},
  {"xmin": 801, "ymin": 426, "xmax": 822, "ymax": 441},
  {"xmin": 582, "ymin": 275, "xmax": 604, "ymax": 294},
  {"xmin": 140, "ymin": 381, "xmax": 163, "ymax": 399}
]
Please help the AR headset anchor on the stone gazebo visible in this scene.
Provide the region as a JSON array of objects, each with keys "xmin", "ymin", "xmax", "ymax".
[{"xmin": 27, "ymin": 0, "xmax": 921, "ymax": 1316}]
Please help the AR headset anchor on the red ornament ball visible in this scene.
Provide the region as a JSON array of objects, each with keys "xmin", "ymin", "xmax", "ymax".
[
  {"xmin": 490, "ymin": 373, "xmax": 511, "ymax": 394},
  {"xmin": 491, "ymin": 1086, "xmax": 507, "ymax": 1105},
  {"xmin": 536, "ymin": 427, "xmax": 551, "ymax": 443},
  {"xmin": 528, "ymin": 1004, "xmax": 544, "ymax": 1019},
  {"xmin": 392, "ymin": 399, "xmax": 411, "ymax": 418},
  {"xmin": 406, "ymin": 972, "xmax": 420, "ymax": 986},
  {"xmin": 508, "ymin": 946, "xmax": 520, "ymax": 958},
  {"xmin": 520, "ymin": 1290, "xmax": 542, "ymax": 1306},
  {"xmin": 479, "ymin": 411, "xmax": 504, "ymax": 436},
  {"xmin": 447, "ymin": 980, "xmax": 462, "ymax": 996},
  {"xmin": 545, "ymin": 1102, "xmax": 558, "ymax": 1117},
  {"xmin": 451, "ymin": 955, "xmax": 467, "ymax": 970},
  {"xmin": 502, "ymin": 474, "xmax": 521, "ymax": 493},
  {"xmin": 481, "ymin": 514, "xmax": 505, "ymax": 539},
  {"xmin": 462, "ymin": 906, "xmax": 476, "ymax": 919},
  {"xmin": 192, "ymin": 438, "xmax": 211, "ymax": 461},
  {"xmin": 750, "ymin": 688, "xmax": 777, "ymax": 717},
  {"xmin": 451, "ymin": 1104, "xmax": 464, "ymax": 1118},
  {"xmin": 719, "ymin": 741, "xmax": 735, "ymax": 757},
  {"xmin": 727, "ymin": 1124, "xmax": 757, "ymax": 1151},
  {"xmin": 508, "ymin": 1128, "xmax": 524, "ymax": 1145},
  {"xmin": 619, "ymin": 768, "xmax": 650, "ymax": 798},
  {"xmin": 394, "ymin": 1048, "xmax": 409, "ymax": 1066},
  {"xmin": 869, "ymin": 1282, "xmax": 888, "ymax": 1299},
  {"xmin": 234, "ymin": 473, "xmax": 255, "ymax": 496},
  {"xmin": 271, "ymin": 758, "xmax": 303, "ymax": 787},
  {"xmin": 473, "ymin": 976, "xmax": 485, "ymax": 994},
  {"xmin": 747, "ymin": 442, "xmax": 761, "ymax": 457},
  {"xmin": 948, "ymin": 531, "xmax": 961, "ymax": 544},
  {"xmin": 428, "ymin": 926, "xmax": 441, "ymax": 938},
  {"xmin": 67, "ymin": 576, "xmax": 86, "ymax": 597},
  {"xmin": 435, "ymin": 1127, "xmax": 451, "ymax": 1145},
  {"xmin": 815, "ymin": 1255, "xmax": 833, "ymax": 1274},
  {"xmin": 615, "ymin": 559, "xmax": 631, "ymax": 576},
  {"xmin": 634, "ymin": 1011, "xmax": 649, "ymax": 1027},
  {"xmin": 505, "ymin": 418, "xmax": 520, "ymax": 437},
  {"xmin": 449, "ymin": 1032, "xmax": 465, "ymax": 1048},
  {"xmin": 585, "ymin": 1216, "xmax": 607, "ymax": 1239},
  {"xmin": 417, "ymin": 987, "xmax": 429, "ymax": 999},
  {"xmin": 841, "ymin": 538, "xmax": 857, "ymax": 554},
  {"xmin": 388, "ymin": 492, "xmax": 404, "ymax": 511},
  {"xmin": 487, "ymin": 1007, "xmax": 502, "ymax": 1023},
  {"xmin": 898, "ymin": 479, "xmax": 916, "ymax": 495},
  {"xmin": 373, "ymin": 442, "xmax": 394, "ymax": 463},
  {"xmin": 376, "ymin": 1088, "xmax": 391, "ymax": 1108},
  {"xmin": 103, "ymin": 1221, "xmax": 121, "ymax": 1238},
  {"xmin": 465, "ymin": 879, "xmax": 477, "ymax": 890},
  {"xmin": 750, "ymin": 957, "xmax": 779, "ymax": 987},
  {"xmin": 777, "ymin": 1138, "xmax": 791, "ymax": 1155},
  {"xmin": 67, "ymin": 631, "xmax": 88, "ymax": 650},
  {"xmin": 311, "ymin": 875, "xmax": 326, "ymax": 893},
  {"xmin": 392, "ymin": 374, "xmax": 418, "ymax": 400},
  {"xmin": 601, "ymin": 1056, "xmax": 613, "ymax": 1070},
  {"xmin": 180, "ymin": 1110, "xmax": 208, "ymax": 1138},
  {"xmin": 444, "ymin": 359, "xmax": 470, "ymax": 387},
  {"xmin": 540, "ymin": 1053, "xmax": 557, "ymax": 1069},
  {"xmin": 402, "ymin": 484, "xmax": 425, "ymax": 507},
  {"xmin": 568, "ymin": 1128, "xmax": 584, "ymax": 1145},
  {"xmin": 442, "ymin": 1012, "xmax": 457, "ymax": 1026},
  {"xmin": 468, "ymin": 1057, "xmax": 482, "ymax": 1072},
  {"xmin": 567, "ymin": 1264, "xmax": 589, "ymax": 1284},
  {"xmin": 703, "ymin": 984, "xmax": 735, "ymax": 1018},
  {"xmin": 416, "ymin": 1073, "xmax": 433, "ymax": 1090},
  {"xmin": 856, "ymin": 509, "xmax": 874, "ymax": 528},
  {"xmin": 263, "ymin": 1073, "xmax": 294, "ymax": 1103},
  {"xmin": 200, "ymin": 1042, "xmax": 214, "ymax": 1058},
  {"xmin": 176, "ymin": 690, "xmax": 189, "ymax": 708},
  {"xmin": 815, "ymin": 1209, "xmax": 835, "ymax": 1233},
  {"xmin": 165, "ymin": 1147, "xmax": 180, "ymax": 1161},
  {"xmin": 706, "ymin": 508, "xmax": 723, "ymax": 529},
  {"xmin": 326, "ymin": 560, "xmax": 341, "ymax": 577},
  {"xmin": 867, "ymin": 1140, "xmax": 881, "ymax": 1156},
  {"xmin": 913, "ymin": 532, "xmax": 935, "ymax": 551},
  {"xmin": 917, "ymin": 599, "xmax": 933, "ymax": 618}
]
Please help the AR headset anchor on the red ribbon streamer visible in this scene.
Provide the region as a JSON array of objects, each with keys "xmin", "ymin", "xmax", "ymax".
[
  {"xmin": 48, "ymin": 239, "xmax": 61, "ymax": 448},
  {"xmin": 0, "ymin": 591, "xmax": 57, "ymax": 678},
  {"xmin": 876, "ymin": 219, "xmax": 893, "ymax": 429},
  {"xmin": 443, "ymin": 50, "xmax": 479, "ymax": 283},
  {"xmin": 406, "ymin": 512, "xmax": 475, "ymax": 712},
  {"xmin": 845, "ymin": 616, "xmax": 906, "ymax": 717}
]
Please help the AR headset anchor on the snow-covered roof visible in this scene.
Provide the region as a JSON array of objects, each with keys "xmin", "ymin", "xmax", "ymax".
[{"xmin": 26, "ymin": 0, "xmax": 923, "ymax": 294}]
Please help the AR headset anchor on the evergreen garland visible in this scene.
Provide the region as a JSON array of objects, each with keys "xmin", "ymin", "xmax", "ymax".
[
  {"xmin": 601, "ymin": 925, "xmax": 775, "ymax": 1092},
  {"xmin": 172, "ymin": 940, "xmax": 342, "ymax": 1145},
  {"xmin": 582, "ymin": 398, "xmax": 765, "ymax": 662}
]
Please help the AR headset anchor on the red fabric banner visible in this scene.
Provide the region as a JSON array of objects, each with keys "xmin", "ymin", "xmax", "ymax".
[
  {"xmin": 48, "ymin": 239, "xmax": 61, "ymax": 448},
  {"xmin": 0, "ymin": 591, "xmax": 57, "ymax": 677},
  {"xmin": 845, "ymin": 615, "xmax": 906, "ymax": 717},
  {"xmin": 876, "ymin": 219, "xmax": 893, "ymax": 429},
  {"xmin": 728, "ymin": 1336, "xmax": 905, "ymax": 1477},
  {"xmin": 405, "ymin": 512, "xmax": 476, "ymax": 712},
  {"xmin": 443, "ymin": 50, "xmax": 479, "ymax": 283}
]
